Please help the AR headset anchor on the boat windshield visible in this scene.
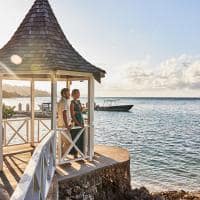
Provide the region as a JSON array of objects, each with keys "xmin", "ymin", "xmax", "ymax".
[{"xmin": 103, "ymin": 99, "xmax": 120, "ymax": 106}]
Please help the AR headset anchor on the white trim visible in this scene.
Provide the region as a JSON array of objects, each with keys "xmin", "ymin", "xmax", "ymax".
[
  {"xmin": 0, "ymin": 77, "xmax": 89, "ymax": 82},
  {"xmin": 30, "ymin": 79, "xmax": 35, "ymax": 146},
  {"xmin": 88, "ymin": 77, "xmax": 95, "ymax": 161},
  {"xmin": 67, "ymin": 78, "xmax": 88, "ymax": 81},
  {"xmin": 56, "ymin": 70, "xmax": 93, "ymax": 77},
  {"xmin": 0, "ymin": 78, "xmax": 3, "ymax": 170},
  {"xmin": 51, "ymin": 74, "xmax": 57, "ymax": 131},
  {"xmin": 1, "ymin": 70, "xmax": 93, "ymax": 77}
]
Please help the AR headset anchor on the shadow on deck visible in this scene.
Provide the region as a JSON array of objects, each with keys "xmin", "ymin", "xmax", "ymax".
[
  {"xmin": 0, "ymin": 144, "xmax": 34, "ymax": 197},
  {"xmin": 57, "ymin": 145, "xmax": 130, "ymax": 182},
  {"xmin": 0, "ymin": 144, "xmax": 130, "ymax": 199}
]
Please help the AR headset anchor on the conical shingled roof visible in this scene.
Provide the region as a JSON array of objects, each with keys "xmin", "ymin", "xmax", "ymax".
[{"xmin": 0, "ymin": 0, "xmax": 105, "ymax": 82}]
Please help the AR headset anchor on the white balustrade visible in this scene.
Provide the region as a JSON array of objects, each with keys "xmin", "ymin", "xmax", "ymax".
[
  {"xmin": 3, "ymin": 118, "xmax": 30, "ymax": 146},
  {"xmin": 10, "ymin": 130, "xmax": 56, "ymax": 200},
  {"xmin": 2, "ymin": 118, "xmax": 51, "ymax": 146},
  {"xmin": 57, "ymin": 126, "xmax": 89, "ymax": 164},
  {"xmin": 4, "ymin": 118, "xmax": 92, "ymax": 200},
  {"xmin": 36, "ymin": 118, "xmax": 51, "ymax": 143}
]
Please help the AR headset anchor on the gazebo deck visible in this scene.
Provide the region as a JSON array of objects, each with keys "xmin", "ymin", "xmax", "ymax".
[
  {"xmin": 57, "ymin": 145, "xmax": 129, "ymax": 181},
  {"xmin": 1, "ymin": 145, "xmax": 33, "ymax": 196},
  {"xmin": 0, "ymin": 145, "xmax": 130, "ymax": 198}
]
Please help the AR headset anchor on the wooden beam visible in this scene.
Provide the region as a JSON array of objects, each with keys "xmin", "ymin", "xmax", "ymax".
[
  {"xmin": 0, "ymin": 77, "xmax": 3, "ymax": 170},
  {"xmin": 30, "ymin": 79, "xmax": 35, "ymax": 146},
  {"xmin": 66, "ymin": 78, "xmax": 88, "ymax": 81},
  {"xmin": 88, "ymin": 77, "xmax": 95, "ymax": 161},
  {"xmin": 56, "ymin": 70, "xmax": 93, "ymax": 77}
]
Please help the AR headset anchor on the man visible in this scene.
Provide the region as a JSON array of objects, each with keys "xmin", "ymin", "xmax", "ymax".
[{"xmin": 57, "ymin": 88, "xmax": 72, "ymax": 156}]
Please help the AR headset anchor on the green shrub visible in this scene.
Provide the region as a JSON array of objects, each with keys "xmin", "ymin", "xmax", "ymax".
[{"xmin": 3, "ymin": 104, "xmax": 15, "ymax": 119}]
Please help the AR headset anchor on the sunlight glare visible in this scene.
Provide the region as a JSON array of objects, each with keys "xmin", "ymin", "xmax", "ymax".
[
  {"xmin": 0, "ymin": 61, "xmax": 18, "ymax": 78},
  {"xmin": 10, "ymin": 54, "xmax": 22, "ymax": 65}
]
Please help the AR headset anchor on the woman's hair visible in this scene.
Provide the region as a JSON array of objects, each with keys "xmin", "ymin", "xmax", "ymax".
[
  {"xmin": 61, "ymin": 88, "xmax": 69, "ymax": 96},
  {"xmin": 72, "ymin": 89, "xmax": 79, "ymax": 96}
]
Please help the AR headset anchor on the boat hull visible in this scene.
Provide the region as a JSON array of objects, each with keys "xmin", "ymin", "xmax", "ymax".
[{"xmin": 95, "ymin": 105, "xmax": 133, "ymax": 112}]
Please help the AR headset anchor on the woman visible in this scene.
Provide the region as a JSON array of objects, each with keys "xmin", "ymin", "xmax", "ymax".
[{"xmin": 70, "ymin": 89, "xmax": 84, "ymax": 158}]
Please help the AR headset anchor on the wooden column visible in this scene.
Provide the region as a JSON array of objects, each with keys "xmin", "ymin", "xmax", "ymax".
[
  {"xmin": 66, "ymin": 79, "xmax": 71, "ymax": 90},
  {"xmin": 88, "ymin": 76, "xmax": 94, "ymax": 161},
  {"xmin": 30, "ymin": 79, "xmax": 35, "ymax": 146},
  {"xmin": 51, "ymin": 74, "xmax": 57, "ymax": 131},
  {"xmin": 0, "ymin": 77, "xmax": 3, "ymax": 170}
]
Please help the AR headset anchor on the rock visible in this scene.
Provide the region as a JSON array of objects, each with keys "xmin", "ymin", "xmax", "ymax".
[
  {"xmin": 152, "ymin": 190, "xmax": 200, "ymax": 200},
  {"xmin": 126, "ymin": 187, "xmax": 153, "ymax": 200}
]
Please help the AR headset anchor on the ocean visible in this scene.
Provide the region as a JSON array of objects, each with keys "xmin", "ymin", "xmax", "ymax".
[{"xmin": 3, "ymin": 97, "xmax": 200, "ymax": 192}]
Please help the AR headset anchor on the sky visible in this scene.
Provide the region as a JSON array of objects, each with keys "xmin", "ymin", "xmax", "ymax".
[{"xmin": 0, "ymin": 0, "xmax": 200, "ymax": 97}]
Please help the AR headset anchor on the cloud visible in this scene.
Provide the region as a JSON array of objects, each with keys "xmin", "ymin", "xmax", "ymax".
[
  {"xmin": 125, "ymin": 54, "xmax": 200, "ymax": 91},
  {"xmin": 96, "ymin": 54, "xmax": 200, "ymax": 97}
]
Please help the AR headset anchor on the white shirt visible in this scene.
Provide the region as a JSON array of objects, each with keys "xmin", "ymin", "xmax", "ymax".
[{"xmin": 57, "ymin": 97, "xmax": 71, "ymax": 128}]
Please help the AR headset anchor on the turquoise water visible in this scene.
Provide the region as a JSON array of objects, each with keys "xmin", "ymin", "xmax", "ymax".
[
  {"xmin": 94, "ymin": 98, "xmax": 200, "ymax": 192},
  {"xmin": 3, "ymin": 97, "xmax": 200, "ymax": 191}
]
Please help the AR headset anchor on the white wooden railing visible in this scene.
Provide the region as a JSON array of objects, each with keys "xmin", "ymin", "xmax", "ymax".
[
  {"xmin": 57, "ymin": 126, "xmax": 89, "ymax": 165},
  {"xmin": 3, "ymin": 118, "xmax": 30, "ymax": 146},
  {"xmin": 36, "ymin": 118, "xmax": 51, "ymax": 143},
  {"xmin": 4, "ymin": 118, "xmax": 92, "ymax": 199},
  {"xmin": 10, "ymin": 130, "xmax": 56, "ymax": 200},
  {"xmin": 2, "ymin": 118, "xmax": 51, "ymax": 146}
]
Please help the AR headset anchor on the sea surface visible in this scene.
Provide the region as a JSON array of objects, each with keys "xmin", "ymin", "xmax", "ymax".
[{"xmin": 3, "ymin": 97, "xmax": 200, "ymax": 192}]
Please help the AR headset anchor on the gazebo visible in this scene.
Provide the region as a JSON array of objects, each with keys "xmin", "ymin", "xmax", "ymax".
[{"xmin": 0, "ymin": 0, "xmax": 105, "ymax": 198}]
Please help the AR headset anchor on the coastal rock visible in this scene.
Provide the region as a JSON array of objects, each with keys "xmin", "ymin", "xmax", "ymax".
[
  {"xmin": 125, "ymin": 187, "xmax": 200, "ymax": 200},
  {"xmin": 126, "ymin": 187, "xmax": 153, "ymax": 200},
  {"xmin": 152, "ymin": 190, "xmax": 200, "ymax": 200},
  {"xmin": 59, "ymin": 161, "xmax": 130, "ymax": 200}
]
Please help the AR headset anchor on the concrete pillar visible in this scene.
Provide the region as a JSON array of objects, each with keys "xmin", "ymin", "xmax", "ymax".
[{"xmin": 18, "ymin": 103, "xmax": 22, "ymax": 112}]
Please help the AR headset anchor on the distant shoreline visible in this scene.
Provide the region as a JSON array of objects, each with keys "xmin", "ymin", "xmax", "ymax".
[
  {"xmin": 3, "ymin": 95, "xmax": 50, "ymax": 99},
  {"xmin": 3, "ymin": 96, "xmax": 200, "ymax": 99},
  {"xmin": 95, "ymin": 97, "xmax": 200, "ymax": 100}
]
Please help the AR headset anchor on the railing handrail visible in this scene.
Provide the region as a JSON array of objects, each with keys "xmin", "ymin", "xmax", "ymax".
[
  {"xmin": 10, "ymin": 130, "xmax": 56, "ymax": 200},
  {"xmin": 56, "ymin": 124, "xmax": 89, "ymax": 131},
  {"xmin": 2, "ymin": 117, "xmax": 30, "ymax": 122}
]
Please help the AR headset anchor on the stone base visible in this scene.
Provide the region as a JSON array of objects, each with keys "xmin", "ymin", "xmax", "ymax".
[{"xmin": 58, "ymin": 145, "xmax": 131, "ymax": 200}]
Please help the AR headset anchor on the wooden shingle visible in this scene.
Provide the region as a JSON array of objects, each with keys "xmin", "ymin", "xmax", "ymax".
[{"xmin": 0, "ymin": 0, "xmax": 105, "ymax": 82}]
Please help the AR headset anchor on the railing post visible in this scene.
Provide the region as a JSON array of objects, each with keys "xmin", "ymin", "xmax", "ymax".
[
  {"xmin": 88, "ymin": 76, "xmax": 94, "ymax": 161},
  {"xmin": 3, "ymin": 121, "xmax": 6, "ymax": 146},
  {"xmin": 26, "ymin": 118, "xmax": 29, "ymax": 142},
  {"xmin": 0, "ymin": 77, "xmax": 3, "ymax": 170},
  {"xmin": 31, "ymin": 79, "xmax": 35, "ymax": 146}
]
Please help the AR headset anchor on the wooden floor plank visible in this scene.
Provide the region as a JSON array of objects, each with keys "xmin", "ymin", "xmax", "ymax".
[
  {"xmin": 0, "ymin": 145, "xmax": 33, "ymax": 197},
  {"xmin": 0, "ymin": 144, "xmax": 130, "ymax": 198},
  {"xmin": 3, "ymin": 144, "xmax": 35, "ymax": 157}
]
